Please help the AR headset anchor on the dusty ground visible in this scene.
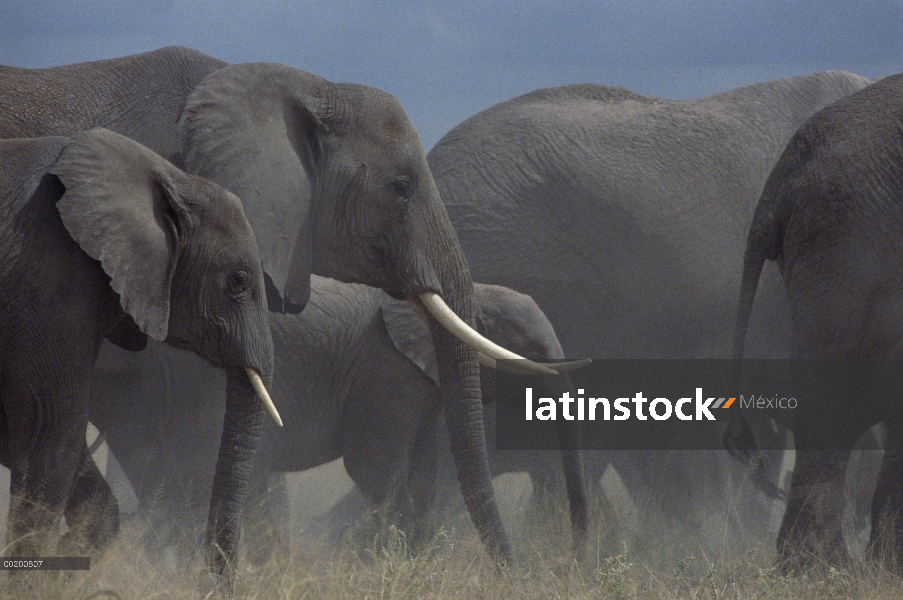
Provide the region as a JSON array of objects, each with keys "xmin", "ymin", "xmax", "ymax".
[{"xmin": 0, "ymin": 430, "xmax": 896, "ymax": 598}]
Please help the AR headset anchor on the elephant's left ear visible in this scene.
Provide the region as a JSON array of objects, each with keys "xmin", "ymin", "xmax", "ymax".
[
  {"xmin": 380, "ymin": 294, "xmax": 440, "ymax": 387},
  {"xmin": 50, "ymin": 128, "xmax": 201, "ymax": 342},
  {"xmin": 180, "ymin": 63, "xmax": 337, "ymax": 313}
]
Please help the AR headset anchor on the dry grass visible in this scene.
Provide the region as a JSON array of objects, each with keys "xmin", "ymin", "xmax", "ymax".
[{"xmin": 2, "ymin": 495, "xmax": 903, "ymax": 599}]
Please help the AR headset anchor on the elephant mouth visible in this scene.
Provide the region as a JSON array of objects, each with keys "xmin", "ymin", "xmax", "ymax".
[
  {"xmin": 383, "ymin": 278, "xmax": 439, "ymax": 302},
  {"xmin": 383, "ymin": 286, "xmax": 411, "ymax": 301}
]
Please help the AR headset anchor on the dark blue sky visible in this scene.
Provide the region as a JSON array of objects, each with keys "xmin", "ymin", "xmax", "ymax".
[{"xmin": 2, "ymin": 1, "xmax": 901, "ymax": 149}]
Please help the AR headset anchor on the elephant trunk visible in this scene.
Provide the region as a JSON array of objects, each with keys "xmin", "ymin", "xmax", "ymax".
[
  {"xmin": 428, "ymin": 249, "xmax": 512, "ymax": 566},
  {"xmin": 205, "ymin": 366, "xmax": 269, "ymax": 587}
]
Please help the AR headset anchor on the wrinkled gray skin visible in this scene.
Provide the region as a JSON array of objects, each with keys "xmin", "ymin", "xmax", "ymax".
[
  {"xmin": 734, "ymin": 73, "xmax": 903, "ymax": 573},
  {"xmin": 427, "ymin": 71, "xmax": 872, "ymax": 560},
  {"xmin": 0, "ymin": 129, "xmax": 273, "ymax": 570},
  {"xmin": 0, "ymin": 46, "xmax": 511, "ymax": 570},
  {"xmin": 81, "ymin": 278, "xmax": 587, "ymax": 556}
]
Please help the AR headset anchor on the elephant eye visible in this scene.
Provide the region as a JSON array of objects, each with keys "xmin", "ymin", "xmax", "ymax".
[
  {"xmin": 389, "ymin": 175, "xmax": 414, "ymax": 200},
  {"xmin": 226, "ymin": 269, "xmax": 251, "ymax": 300}
]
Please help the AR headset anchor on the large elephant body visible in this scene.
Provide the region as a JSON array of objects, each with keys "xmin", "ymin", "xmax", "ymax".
[
  {"xmin": 0, "ymin": 130, "xmax": 273, "ymax": 571},
  {"xmin": 426, "ymin": 71, "xmax": 872, "ymax": 560},
  {"xmin": 86, "ymin": 277, "xmax": 587, "ymax": 554},
  {"xmin": 1, "ymin": 46, "xmax": 515, "ymax": 568},
  {"xmin": 735, "ymin": 72, "xmax": 903, "ymax": 573}
]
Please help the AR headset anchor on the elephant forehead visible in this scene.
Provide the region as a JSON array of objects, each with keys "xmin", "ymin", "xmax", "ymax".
[
  {"xmin": 345, "ymin": 88, "xmax": 417, "ymax": 146},
  {"xmin": 355, "ymin": 112, "xmax": 417, "ymax": 150},
  {"xmin": 196, "ymin": 191, "xmax": 258, "ymax": 249},
  {"xmin": 379, "ymin": 114, "xmax": 407, "ymax": 144}
]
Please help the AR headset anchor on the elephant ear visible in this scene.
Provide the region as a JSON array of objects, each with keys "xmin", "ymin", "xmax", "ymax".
[
  {"xmin": 381, "ymin": 294, "xmax": 441, "ymax": 387},
  {"xmin": 50, "ymin": 127, "xmax": 199, "ymax": 342},
  {"xmin": 180, "ymin": 63, "xmax": 337, "ymax": 313}
]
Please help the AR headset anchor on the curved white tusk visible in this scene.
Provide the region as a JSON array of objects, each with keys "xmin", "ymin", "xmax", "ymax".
[
  {"xmin": 476, "ymin": 352, "xmax": 537, "ymax": 374},
  {"xmin": 476, "ymin": 352, "xmax": 497, "ymax": 369},
  {"xmin": 547, "ymin": 358, "xmax": 593, "ymax": 372},
  {"xmin": 477, "ymin": 353, "xmax": 592, "ymax": 374},
  {"xmin": 418, "ymin": 292, "xmax": 559, "ymax": 376},
  {"xmin": 87, "ymin": 432, "xmax": 106, "ymax": 456},
  {"xmin": 414, "ymin": 300, "xmax": 536, "ymax": 375},
  {"xmin": 245, "ymin": 368, "xmax": 283, "ymax": 427}
]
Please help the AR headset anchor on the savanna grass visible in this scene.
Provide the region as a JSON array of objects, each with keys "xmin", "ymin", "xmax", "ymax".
[{"xmin": 2, "ymin": 489, "xmax": 903, "ymax": 598}]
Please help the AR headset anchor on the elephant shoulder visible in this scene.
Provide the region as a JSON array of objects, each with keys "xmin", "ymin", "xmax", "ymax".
[
  {"xmin": 454, "ymin": 84, "xmax": 660, "ymax": 130},
  {"xmin": 505, "ymin": 84, "xmax": 659, "ymax": 108},
  {"xmin": 146, "ymin": 46, "xmax": 227, "ymax": 70},
  {"xmin": 0, "ymin": 137, "xmax": 69, "ymax": 208},
  {"xmin": 380, "ymin": 293, "xmax": 439, "ymax": 386}
]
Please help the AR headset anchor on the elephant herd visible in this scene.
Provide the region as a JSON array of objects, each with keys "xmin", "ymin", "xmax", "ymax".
[{"xmin": 1, "ymin": 45, "xmax": 902, "ymax": 586}]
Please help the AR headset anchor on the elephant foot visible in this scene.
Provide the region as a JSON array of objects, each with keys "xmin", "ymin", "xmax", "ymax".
[
  {"xmin": 61, "ymin": 452, "xmax": 121, "ymax": 554},
  {"xmin": 204, "ymin": 542, "xmax": 238, "ymax": 599},
  {"xmin": 777, "ymin": 450, "xmax": 851, "ymax": 575},
  {"xmin": 59, "ymin": 510, "xmax": 120, "ymax": 558},
  {"xmin": 7, "ymin": 493, "xmax": 62, "ymax": 559},
  {"xmin": 866, "ymin": 522, "xmax": 903, "ymax": 575},
  {"xmin": 61, "ymin": 491, "xmax": 120, "ymax": 555},
  {"xmin": 777, "ymin": 532, "xmax": 850, "ymax": 576}
]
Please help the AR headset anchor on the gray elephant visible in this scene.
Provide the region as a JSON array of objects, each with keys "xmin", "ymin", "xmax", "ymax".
[
  {"xmin": 0, "ymin": 46, "xmax": 551, "ymax": 570},
  {"xmin": 83, "ymin": 278, "xmax": 588, "ymax": 558},
  {"xmin": 426, "ymin": 71, "xmax": 872, "ymax": 560},
  {"xmin": 734, "ymin": 72, "xmax": 903, "ymax": 573},
  {"xmin": 0, "ymin": 129, "xmax": 274, "ymax": 570}
]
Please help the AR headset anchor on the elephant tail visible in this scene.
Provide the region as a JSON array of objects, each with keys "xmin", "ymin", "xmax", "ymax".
[
  {"xmin": 725, "ymin": 182, "xmax": 788, "ymax": 501},
  {"xmin": 732, "ymin": 246, "xmax": 767, "ymax": 361},
  {"xmin": 733, "ymin": 162, "xmax": 788, "ymax": 361},
  {"xmin": 733, "ymin": 213, "xmax": 784, "ymax": 361}
]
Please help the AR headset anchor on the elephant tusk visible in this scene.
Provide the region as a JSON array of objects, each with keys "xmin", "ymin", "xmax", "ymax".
[
  {"xmin": 87, "ymin": 432, "xmax": 106, "ymax": 456},
  {"xmin": 413, "ymin": 301, "xmax": 560, "ymax": 376},
  {"xmin": 477, "ymin": 353, "xmax": 592, "ymax": 374},
  {"xmin": 545, "ymin": 358, "xmax": 593, "ymax": 372},
  {"xmin": 245, "ymin": 368, "xmax": 283, "ymax": 427},
  {"xmin": 476, "ymin": 352, "xmax": 497, "ymax": 369},
  {"xmin": 418, "ymin": 292, "xmax": 560, "ymax": 376}
]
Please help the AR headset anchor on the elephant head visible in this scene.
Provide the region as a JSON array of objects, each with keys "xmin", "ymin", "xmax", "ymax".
[
  {"xmin": 48, "ymin": 128, "xmax": 276, "ymax": 571},
  {"xmin": 173, "ymin": 63, "xmax": 566, "ymax": 564}
]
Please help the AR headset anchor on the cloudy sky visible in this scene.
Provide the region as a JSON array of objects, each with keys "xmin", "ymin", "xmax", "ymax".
[{"xmin": 2, "ymin": 1, "xmax": 900, "ymax": 150}]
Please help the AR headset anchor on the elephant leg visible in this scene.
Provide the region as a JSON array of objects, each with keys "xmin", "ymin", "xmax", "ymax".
[
  {"xmin": 866, "ymin": 449, "xmax": 903, "ymax": 569},
  {"xmin": 322, "ymin": 487, "xmax": 370, "ymax": 543},
  {"xmin": 556, "ymin": 422, "xmax": 589, "ymax": 559},
  {"xmin": 867, "ymin": 418, "xmax": 903, "ymax": 571},
  {"xmin": 397, "ymin": 406, "xmax": 441, "ymax": 551},
  {"xmin": 3, "ymin": 351, "xmax": 94, "ymax": 556},
  {"xmin": 343, "ymin": 389, "xmax": 432, "ymax": 554},
  {"xmin": 60, "ymin": 444, "xmax": 120, "ymax": 553},
  {"xmin": 777, "ymin": 449, "xmax": 851, "ymax": 574},
  {"xmin": 6, "ymin": 416, "xmax": 87, "ymax": 557}
]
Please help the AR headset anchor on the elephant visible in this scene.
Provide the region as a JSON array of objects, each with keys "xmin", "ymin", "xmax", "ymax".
[
  {"xmin": 80, "ymin": 277, "xmax": 588, "ymax": 557},
  {"xmin": 0, "ymin": 129, "xmax": 274, "ymax": 573},
  {"xmin": 0, "ymin": 46, "xmax": 551, "ymax": 570},
  {"xmin": 425, "ymin": 71, "xmax": 872, "ymax": 561},
  {"xmin": 733, "ymin": 72, "xmax": 903, "ymax": 573}
]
